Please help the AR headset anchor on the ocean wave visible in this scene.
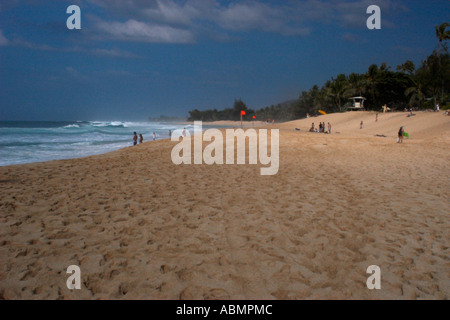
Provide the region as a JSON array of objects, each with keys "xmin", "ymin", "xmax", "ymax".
[
  {"xmin": 63, "ymin": 124, "xmax": 80, "ymax": 128},
  {"xmin": 90, "ymin": 121, "xmax": 128, "ymax": 128},
  {"xmin": 0, "ymin": 120, "xmax": 191, "ymax": 166}
]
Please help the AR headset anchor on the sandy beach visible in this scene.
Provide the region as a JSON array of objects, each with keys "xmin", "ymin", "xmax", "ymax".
[{"xmin": 1, "ymin": 111, "xmax": 449, "ymax": 300}]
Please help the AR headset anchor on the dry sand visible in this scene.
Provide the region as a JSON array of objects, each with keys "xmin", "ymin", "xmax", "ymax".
[{"xmin": 1, "ymin": 111, "xmax": 449, "ymax": 299}]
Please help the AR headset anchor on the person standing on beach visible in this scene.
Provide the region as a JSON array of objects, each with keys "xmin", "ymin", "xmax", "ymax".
[
  {"xmin": 139, "ymin": 134, "xmax": 143, "ymax": 144},
  {"xmin": 328, "ymin": 122, "xmax": 331, "ymax": 134},
  {"xmin": 182, "ymin": 128, "xmax": 187, "ymax": 137},
  {"xmin": 360, "ymin": 121, "xmax": 364, "ymax": 129},
  {"xmin": 133, "ymin": 132, "xmax": 138, "ymax": 146},
  {"xmin": 152, "ymin": 132, "xmax": 156, "ymax": 141},
  {"xmin": 398, "ymin": 126, "xmax": 404, "ymax": 143},
  {"xmin": 169, "ymin": 129, "xmax": 172, "ymax": 138},
  {"xmin": 376, "ymin": 113, "xmax": 378, "ymax": 122}
]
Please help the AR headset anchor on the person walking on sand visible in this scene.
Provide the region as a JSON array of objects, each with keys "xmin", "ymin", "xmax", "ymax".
[
  {"xmin": 376, "ymin": 113, "xmax": 378, "ymax": 122},
  {"xmin": 139, "ymin": 134, "xmax": 143, "ymax": 144},
  {"xmin": 398, "ymin": 126, "xmax": 404, "ymax": 143},
  {"xmin": 328, "ymin": 122, "xmax": 331, "ymax": 134},
  {"xmin": 360, "ymin": 121, "xmax": 364, "ymax": 129},
  {"xmin": 133, "ymin": 132, "xmax": 138, "ymax": 146}
]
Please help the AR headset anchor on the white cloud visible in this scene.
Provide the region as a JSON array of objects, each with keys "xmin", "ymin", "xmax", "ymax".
[
  {"xmin": 82, "ymin": 0, "xmax": 410, "ymax": 42},
  {"xmin": 0, "ymin": 30, "xmax": 9, "ymax": 46},
  {"xmin": 96, "ymin": 19, "xmax": 195, "ymax": 43},
  {"xmin": 342, "ymin": 32, "xmax": 358, "ymax": 43},
  {"xmin": 142, "ymin": 0, "xmax": 201, "ymax": 26},
  {"xmin": 65, "ymin": 66, "xmax": 77, "ymax": 74},
  {"xmin": 216, "ymin": 2, "xmax": 310, "ymax": 36},
  {"xmin": 91, "ymin": 48, "xmax": 141, "ymax": 58},
  {"xmin": 8, "ymin": 37, "xmax": 140, "ymax": 59}
]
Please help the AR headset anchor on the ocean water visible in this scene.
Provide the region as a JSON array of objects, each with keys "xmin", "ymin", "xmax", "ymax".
[{"xmin": 0, "ymin": 121, "xmax": 199, "ymax": 166}]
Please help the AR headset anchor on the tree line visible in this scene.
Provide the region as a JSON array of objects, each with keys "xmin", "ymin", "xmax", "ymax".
[{"xmin": 188, "ymin": 23, "xmax": 450, "ymax": 122}]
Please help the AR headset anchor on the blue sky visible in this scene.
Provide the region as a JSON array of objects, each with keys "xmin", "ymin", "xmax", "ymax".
[{"xmin": 0, "ymin": 0, "xmax": 448, "ymax": 121}]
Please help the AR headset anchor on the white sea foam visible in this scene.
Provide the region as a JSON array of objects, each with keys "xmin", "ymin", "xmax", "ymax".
[{"xmin": 0, "ymin": 121, "xmax": 197, "ymax": 166}]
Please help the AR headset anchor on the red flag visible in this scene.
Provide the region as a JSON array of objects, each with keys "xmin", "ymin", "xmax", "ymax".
[{"xmin": 241, "ymin": 110, "xmax": 246, "ymax": 116}]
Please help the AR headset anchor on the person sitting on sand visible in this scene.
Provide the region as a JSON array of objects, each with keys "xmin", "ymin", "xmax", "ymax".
[
  {"xmin": 398, "ymin": 126, "xmax": 404, "ymax": 143},
  {"xmin": 139, "ymin": 134, "xmax": 143, "ymax": 144},
  {"xmin": 310, "ymin": 123, "xmax": 315, "ymax": 132},
  {"xmin": 133, "ymin": 132, "xmax": 138, "ymax": 146}
]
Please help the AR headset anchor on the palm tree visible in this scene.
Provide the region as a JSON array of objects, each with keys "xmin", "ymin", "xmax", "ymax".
[
  {"xmin": 435, "ymin": 22, "xmax": 450, "ymax": 54},
  {"xmin": 396, "ymin": 60, "xmax": 416, "ymax": 76},
  {"xmin": 346, "ymin": 73, "xmax": 367, "ymax": 97},
  {"xmin": 405, "ymin": 82, "xmax": 425, "ymax": 108},
  {"xmin": 435, "ymin": 22, "xmax": 450, "ymax": 102},
  {"xmin": 327, "ymin": 74, "xmax": 349, "ymax": 112},
  {"xmin": 365, "ymin": 64, "xmax": 379, "ymax": 108}
]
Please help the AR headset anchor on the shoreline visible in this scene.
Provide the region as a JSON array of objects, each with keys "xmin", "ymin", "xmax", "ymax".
[{"xmin": 2, "ymin": 111, "xmax": 449, "ymax": 168}]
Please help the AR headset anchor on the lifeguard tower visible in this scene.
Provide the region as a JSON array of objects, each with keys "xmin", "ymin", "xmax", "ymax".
[{"xmin": 347, "ymin": 96, "xmax": 366, "ymax": 111}]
